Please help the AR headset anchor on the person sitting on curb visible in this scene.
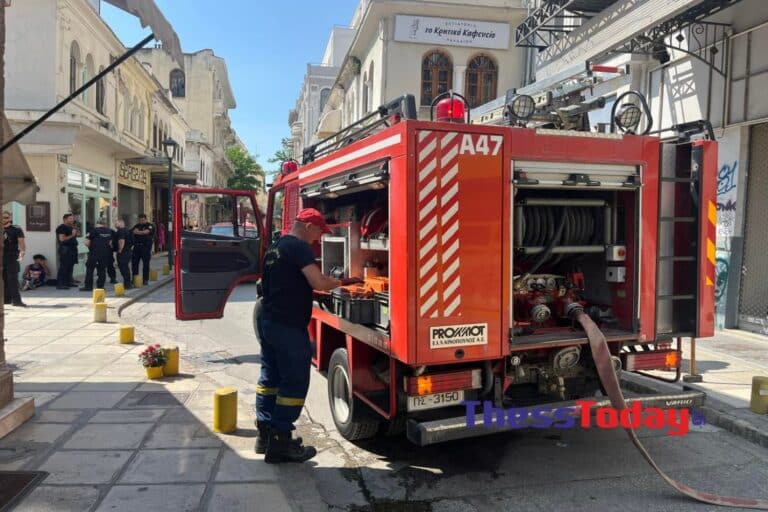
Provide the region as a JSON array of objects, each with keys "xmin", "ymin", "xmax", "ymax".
[{"xmin": 21, "ymin": 254, "xmax": 51, "ymax": 291}]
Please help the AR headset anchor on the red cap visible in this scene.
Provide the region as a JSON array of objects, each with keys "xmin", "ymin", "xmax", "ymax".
[{"xmin": 295, "ymin": 208, "xmax": 332, "ymax": 234}]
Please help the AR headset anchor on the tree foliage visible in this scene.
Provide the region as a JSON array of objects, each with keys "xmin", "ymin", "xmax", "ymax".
[
  {"xmin": 267, "ymin": 137, "xmax": 294, "ymax": 177},
  {"xmin": 226, "ymin": 146, "xmax": 263, "ymax": 191}
]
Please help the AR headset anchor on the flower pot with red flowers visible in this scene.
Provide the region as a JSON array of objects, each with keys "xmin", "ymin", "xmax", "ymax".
[{"xmin": 139, "ymin": 344, "xmax": 167, "ymax": 380}]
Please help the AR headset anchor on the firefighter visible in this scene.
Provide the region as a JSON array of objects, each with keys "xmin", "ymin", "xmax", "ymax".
[
  {"xmin": 3, "ymin": 210, "xmax": 26, "ymax": 307},
  {"xmin": 114, "ymin": 219, "xmax": 133, "ymax": 289},
  {"xmin": 255, "ymin": 208, "xmax": 362, "ymax": 463},
  {"xmin": 131, "ymin": 214, "xmax": 154, "ymax": 284},
  {"xmin": 80, "ymin": 219, "xmax": 113, "ymax": 292}
]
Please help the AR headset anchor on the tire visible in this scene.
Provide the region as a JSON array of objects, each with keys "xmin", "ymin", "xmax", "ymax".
[
  {"xmin": 378, "ymin": 415, "xmax": 407, "ymax": 437},
  {"xmin": 328, "ymin": 348, "xmax": 380, "ymax": 441}
]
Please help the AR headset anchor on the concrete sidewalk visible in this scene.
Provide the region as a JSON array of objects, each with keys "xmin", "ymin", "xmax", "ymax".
[
  {"xmin": 0, "ymin": 255, "xmax": 302, "ymax": 512},
  {"xmin": 636, "ymin": 329, "xmax": 768, "ymax": 449}
]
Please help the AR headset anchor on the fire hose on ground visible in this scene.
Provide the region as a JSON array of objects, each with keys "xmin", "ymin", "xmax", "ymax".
[{"xmin": 578, "ymin": 312, "xmax": 768, "ymax": 509}]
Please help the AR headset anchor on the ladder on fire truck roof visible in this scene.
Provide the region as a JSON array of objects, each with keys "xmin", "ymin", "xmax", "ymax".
[{"xmin": 302, "ymin": 95, "xmax": 418, "ymax": 165}]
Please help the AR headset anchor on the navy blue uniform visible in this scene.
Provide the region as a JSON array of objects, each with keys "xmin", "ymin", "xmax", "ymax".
[
  {"xmin": 115, "ymin": 227, "xmax": 133, "ymax": 287},
  {"xmin": 256, "ymin": 235, "xmax": 316, "ymax": 433},
  {"xmin": 55, "ymin": 223, "xmax": 78, "ymax": 286},
  {"xmin": 131, "ymin": 222, "xmax": 154, "ymax": 283},
  {"xmin": 3, "ymin": 224, "xmax": 25, "ymax": 304},
  {"xmin": 83, "ymin": 226, "xmax": 113, "ymax": 290}
]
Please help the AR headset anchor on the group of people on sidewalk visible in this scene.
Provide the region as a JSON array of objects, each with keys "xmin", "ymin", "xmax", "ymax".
[{"xmin": 2, "ymin": 210, "xmax": 157, "ymax": 306}]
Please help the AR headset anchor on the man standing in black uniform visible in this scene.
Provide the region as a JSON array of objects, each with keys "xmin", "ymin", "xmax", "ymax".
[
  {"xmin": 131, "ymin": 214, "xmax": 153, "ymax": 284},
  {"xmin": 255, "ymin": 208, "xmax": 362, "ymax": 463},
  {"xmin": 55, "ymin": 213, "xmax": 79, "ymax": 289},
  {"xmin": 114, "ymin": 219, "xmax": 133, "ymax": 288},
  {"xmin": 80, "ymin": 219, "xmax": 113, "ymax": 292},
  {"xmin": 3, "ymin": 211, "xmax": 26, "ymax": 307}
]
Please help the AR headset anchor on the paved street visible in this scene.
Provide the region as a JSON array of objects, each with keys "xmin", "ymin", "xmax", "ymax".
[{"xmin": 119, "ymin": 283, "xmax": 768, "ymax": 511}]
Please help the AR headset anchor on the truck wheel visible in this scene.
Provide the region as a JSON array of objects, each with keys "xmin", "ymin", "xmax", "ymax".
[
  {"xmin": 378, "ymin": 415, "xmax": 407, "ymax": 437},
  {"xmin": 328, "ymin": 348, "xmax": 380, "ymax": 441}
]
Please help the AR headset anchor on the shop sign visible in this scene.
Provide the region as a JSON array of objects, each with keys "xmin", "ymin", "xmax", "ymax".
[
  {"xmin": 26, "ymin": 202, "xmax": 51, "ymax": 232},
  {"xmin": 119, "ymin": 162, "xmax": 148, "ymax": 186},
  {"xmin": 394, "ymin": 15, "xmax": 510, "ymax": 50}
]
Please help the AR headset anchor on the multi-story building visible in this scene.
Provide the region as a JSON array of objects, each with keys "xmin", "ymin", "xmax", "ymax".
[
  {"xmin": 4, "ymin": 0, "xmax": 188, "ymax": 275},
  {"xmin": 500, "ymin": 0, "xmax": 768, "ymax": 334},
  {"xmin": 136, "ymin": 48, "xmax": 238, "ymax": 190},
  {"xmin": 288, "ymin": 26, "xmax": 355, "ymax": 158},
  {"xmin": 312, "ymin": 0, "xmax": 528, "ymax": 141}
]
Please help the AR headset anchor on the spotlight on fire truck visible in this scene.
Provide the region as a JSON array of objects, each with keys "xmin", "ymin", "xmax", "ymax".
[
  {"xmin": 508, "ymin": 94, "xmax": 536, "ymax": 121},
  {"xmin": 431, "ymin": 90, "xmax": 469, "ymax": 123},
  {"xmin": 610, "ymin": 90, "xmax": 654, "ymax": 135},
  {"xmin": 281, "ymin": 159, "xmax": 299, "ymax": 175},
  {"xmin": 615, "ymin": 104, "xmax": 642, "ymax": 133}
]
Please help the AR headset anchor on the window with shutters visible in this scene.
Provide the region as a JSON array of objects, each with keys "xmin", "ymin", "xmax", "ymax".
[
  {"xmin": 170, "ymin": 69, "xmax": 186, "ymax": 97},
  {"xmin": 465, "ymin": 55, "xmax": 498, "ymax": 108},
  {"xmin": 421, "ymin": 50, "xmax": 452, "ymax": 106},
  {"xmin": 69, "ymin": 41, "xmax": 81, "ymax": 95}
]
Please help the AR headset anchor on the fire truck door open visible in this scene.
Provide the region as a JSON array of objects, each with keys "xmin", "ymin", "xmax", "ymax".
[{"xmin": 173, "ymin": 188, "xmax": 264, "ymax": 320}]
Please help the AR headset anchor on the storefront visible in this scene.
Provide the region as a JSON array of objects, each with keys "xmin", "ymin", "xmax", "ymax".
[
  {"xmin": 65, "ymin": 166, "xmax": 113, "ymax": 274},
  {"xmin": 117, "ymin": 161, "xmax": 151, "ymax": 228}
]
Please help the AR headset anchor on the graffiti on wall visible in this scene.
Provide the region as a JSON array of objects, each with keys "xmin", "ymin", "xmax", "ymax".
[{"xmin": 715, "ymin": 156, "xmax": 739, "ymax": 327}]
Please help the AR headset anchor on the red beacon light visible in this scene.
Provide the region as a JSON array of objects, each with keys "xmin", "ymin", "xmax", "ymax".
[
  {"xmin": 281, "ymin": 160, "xmax": 299, "ymax": 175},
  {"xmin": 431, "ymin": 91, "xmax": 469, "ymax": 124}
]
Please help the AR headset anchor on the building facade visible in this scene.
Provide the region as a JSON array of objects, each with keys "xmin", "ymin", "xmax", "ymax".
[
  {"xmin": 136, "ymin": 48, "xmax": 238, "ymax": 190},
  {"xmin": 4, "ymin": 0, "xmax": 188, "ymax": 276},
  {"xmin": 312, "ymin": 0, "xmax": 528, "ymax": 140},
  {"xmin": 502, "ymin": 0, "xmax": 768, "ymax": 334}
]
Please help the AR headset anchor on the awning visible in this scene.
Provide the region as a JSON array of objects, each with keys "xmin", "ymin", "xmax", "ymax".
[
  {"xmin": 102, "ymin": 0, "xmax": 184, "ymax": 67},
  {"xmin": 1, "ymin": 114, "xmax": 38, "ymax": 205}
]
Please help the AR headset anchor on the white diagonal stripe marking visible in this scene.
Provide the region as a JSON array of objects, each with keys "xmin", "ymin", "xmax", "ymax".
[
  {"xmin": 418, "ymin": 139, "xmax": 437, "ymax": 163},
  {"xmin": 443, "ymin": 220, "xmax": 459, "ymax": 242},
  {"xmin": 444, "ymin": 258, "xmax": 460, "ymax": 281},
  {"xmin": 442, "ymin": 203, "xmax": 458, "ymax": 225},
  {"xmin": 419, "ymin": 159, "xmax": 437, "ymax": 182},
  {"xmin": 419, "ymin": 254, "xmax": 438, "ymax": 279},
  {"xmin": 441, "ymin": 164, "xmax": 459, "ymax": 186},
  {"xmin": 419, "ymin": 177, "xmax": 437, "ymax": 202},
  {"xmin": 443, "ymin": 239, "xmax": 459, "ymax": 261},
  {"xmin": 442, "ymin": 132, "xmax": 458, "ymax": 145},
  {"xmin": 420, "ymin": 292, "xmax": 438, "ymax": 316},
  {"xmin": 419, "ymin": 216, "xmax": 437, "ymax": 239},
  {"xmin": 419, "ymin": 197, "xmax": 437, "ymax": 221},
  {"xmin": 441, "ymin": 146, "xmax": 458, "ymax": 167},
  {"xmin": 418, "ymin": 130, "xmax": 432, "ymax": 143},
  {"xmin": 419, "ymin": 235, "xmax": 438, "ymax": 259},
  {"xmin": 444, "ymin": 296, "xmax": 461, "ymax": 316},
  {"xmin": 444, "ymin": 277, "xmax": 461, "ymax": 300},
  {"xmin": 419, "ymin": 273, "xmax": 438, "ymax": 296},
  {"xmin": 442, "ymin": 182, "xmax": 459, "ymax": 205}
]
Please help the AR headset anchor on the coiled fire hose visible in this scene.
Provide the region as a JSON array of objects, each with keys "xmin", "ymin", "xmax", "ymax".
[{"xmin": 577, "ymin": 312, "xmax": 768, "ymax": 509}]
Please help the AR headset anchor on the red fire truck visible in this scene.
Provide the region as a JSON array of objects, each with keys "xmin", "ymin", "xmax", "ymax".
[{"xmin": 173, "ymin": 91, "xmax": 716, "ymax": 446}]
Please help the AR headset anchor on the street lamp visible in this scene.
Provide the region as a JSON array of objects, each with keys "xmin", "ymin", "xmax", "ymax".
[{"xmin": 161, "ymin": 137, "xmax": 178, "ymax": 269}]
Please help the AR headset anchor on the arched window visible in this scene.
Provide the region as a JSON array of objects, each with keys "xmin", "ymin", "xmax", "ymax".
[
  {"xmin": 69, "ymin": 41, "xmax": 81, "ymax": 95},
  {"xmin": 465, "ymin": 55, "xmax": 498, "ymax": 108},
  {"xmin": 82, "ymin": 55, "xmax": 94, "ymax": 105},
  {"xmin": 361, "ymin": 71, "xmax": 368, "ymax": 115},
  {"xmin": 96, "ymin": 66, "xmax": 106, "ymax": 115},
  {"xmin": 319, "ymin": 88, "xmax": 331, "ymax": 112},
  {"xmin": 421, "ymin": 50, "xmax": 452, "ymax": 106},
  {"xmin": 170, "ymin": 69, "xmax": 185, "ymax": 97},
  {"xmin": 138, "ymin": 104, "xmax": 145, "ymax": 139},
  {"xmin": 152, "ymin": 115, "xmax": 158, "ymax": 149},
  {"xmin": 367, "ymin": 61, "xmax": 374, "ymax": 112}
]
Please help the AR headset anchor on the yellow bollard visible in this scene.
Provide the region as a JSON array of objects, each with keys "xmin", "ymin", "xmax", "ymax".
[
  {"xmin": 114, "ymin": 283, "xmax": 125, "ymax": 296},
  {"xmin": 94, "ymin": 302, "xmax": 107, "ymax": 323},
  {"xmin": 750, "ymin": 376, "xmax": 768, "ymax": 414},
  {"xmin": 93, "ymin": 288, "xmax": 106, "ymax": 303},
  {"xmin": 162, "ymin": 346, "xmax": 179, "ymax": 376},
  {"xmin": 133, "ymin": 275, "xmax": 143, "ymax": 288},
  {"xmin": 162, "ymin": 264, "xmax": 170, "ymax": 276},
  {"xmin": 213, "ymin": 387, "xmax": 238, "ymax": 433},
  {"xmin": 118, "ymin": 325, "xmax": 134, "ymax": 344},
  {"xmin": 149, "ymin": 270, "xmax": 158, "ymax": 281}
]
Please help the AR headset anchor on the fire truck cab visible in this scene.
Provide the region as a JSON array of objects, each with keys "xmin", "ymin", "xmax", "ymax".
[{"xmin": 173, "ymin": 92, "xmax": 716, "ymax": 445}]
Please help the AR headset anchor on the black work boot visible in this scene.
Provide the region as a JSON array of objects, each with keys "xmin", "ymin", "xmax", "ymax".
[
  {"xmin": 255, "ymin": 421, "xmax": 302, "ymax": 454},
  {"xmin": 264, "ymin": 428, "xmax": 316, "ymax": 464}
]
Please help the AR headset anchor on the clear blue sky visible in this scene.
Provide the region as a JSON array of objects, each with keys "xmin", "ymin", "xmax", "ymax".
[{"xmin": 101, "ymin": 0, "xmax": 359, "ymax": 173}]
